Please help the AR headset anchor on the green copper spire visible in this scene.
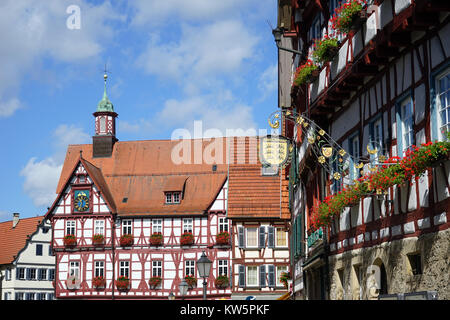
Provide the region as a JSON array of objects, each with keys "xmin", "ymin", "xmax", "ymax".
[{"xmin": 96, "ymin": 73, "xmax": 114, "ymax": 112}]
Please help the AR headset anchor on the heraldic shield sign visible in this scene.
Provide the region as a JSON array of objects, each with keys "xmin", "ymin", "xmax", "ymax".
[{"xmin": 259, "ymin": 135, "xmax": 293, "ymax": 168}]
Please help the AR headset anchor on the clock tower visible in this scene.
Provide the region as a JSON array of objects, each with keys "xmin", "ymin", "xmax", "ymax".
[{"xmin": 92, "ymin": 73, "xmax": 118, "ymax": 158}]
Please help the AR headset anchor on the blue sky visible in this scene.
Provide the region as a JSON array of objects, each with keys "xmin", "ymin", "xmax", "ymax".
[{"xmin": 0, "ymin": 0, "xmax": 279, "ymax": 222}]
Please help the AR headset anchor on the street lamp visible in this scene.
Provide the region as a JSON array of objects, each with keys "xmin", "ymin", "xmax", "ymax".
[
  {"xmin": 179, "ymin": 279, "xmax": 188, "ymax": 300},
  {"xmin": 197, "ymin": 251, "xmax": 212, "ymax": 300},
  {"xmin": 168, "ymin": 292, "xmax": 175, "ymax": 300},
  {"xmin": 272, "ymin": 27, "xmax": 304, "ymax": 56}
]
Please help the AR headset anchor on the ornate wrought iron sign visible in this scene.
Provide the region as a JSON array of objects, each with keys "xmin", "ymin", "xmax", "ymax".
[{"xmin": 259, "ymin": 135, "xmax": 293, "ymax": 168}]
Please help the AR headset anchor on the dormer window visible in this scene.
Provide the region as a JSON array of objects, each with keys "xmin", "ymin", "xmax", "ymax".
[{"xmin": 165, "ymin": 192, "xmax": 181, "ymax": 204}]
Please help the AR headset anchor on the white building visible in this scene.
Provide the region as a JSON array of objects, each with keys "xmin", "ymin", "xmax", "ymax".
[{"xmin": 0, "ymin": 213, "xmax": 55, "ymax": 300}]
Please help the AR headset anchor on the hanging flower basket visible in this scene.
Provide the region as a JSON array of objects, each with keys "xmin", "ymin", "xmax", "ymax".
[
  {"xmin": 279, "ymin": 272, "xmax": 291, "ymax": 289},
  {"xmin": 293, "ymin": 60, "xmax": 319, "ymax": 87},
  {"xmin": 63, "ymin": 234, "xmax": 77, "ymax": 247},
  {"xmin": 116, "ymin": 276, "xmax": 130, "ymax": 291},
  {"xmin": 150, "ymin": 232, "xmax": 163, "ymax": 246},
  {"xmin": 330, "ymin": 0, "xmax": 368, "ymax": 34},
  {"xmin": 312, "ymin": 36, "xmax": 339, "ymax": 64},
  {"xmin": 92, "ymin": 234, "xmax": 105, "ymax": 246},
  {"xmin": 215, "ymin": 231, "xmax": 230, "ymax": 245},
  {"xmin": 148, "ymin": 276, "xmax": 162, "ymax": 289},
  {"xmin": 66, "ymin": 275, "xmax": 81, "ymax": 290},
  {"xmin": 310, "ymin": 137, "xmax": 450, "ymax": 231},
  {"xmin": 185, "ymin": 275, "xmax": 197, "ymax": 289},
  {"xmin": 180, "ymin": 232, "xmax": 194, "ymax": 246},
  {"xmin": 92, "ymin": 276, "xmax": 106, "ymax": 289},
  {"xmin": 214, "ymin": 275, "xmax": 229, "ymax": 289},
  {"xmin": 120, "ymin": 234, "xmax": 134, "ymax": 247}
]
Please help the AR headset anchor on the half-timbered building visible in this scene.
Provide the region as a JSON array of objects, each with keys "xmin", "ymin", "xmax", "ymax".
[
  {"xmin": 44, "ymin": 78, "xmax": 233, "ymax": 300},
  {"xmin": 227, "ymin": 137, "xmax": 291, "ymax": 300},
  {"xmin": 276, "ymin": 0, "xmax": 450, "ymax": 299}
]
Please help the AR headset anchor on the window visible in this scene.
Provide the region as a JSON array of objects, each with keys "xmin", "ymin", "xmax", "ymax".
[
  {"xmin": 183, "ymin": 218, "xmax": 193, "ymax": 233},
  {"xmin": 16, "ymin": 267, "xmax": 25, "ymax": 280},
  {"xmin": 38, "ymin": 269, "xmax": 47, "ymax": 281},
  {"xmin": 408, "ymin": 253, "xmax": 422, "ymax": 275},
  {"xmin": 122, "ymin": 220, "xmax": 132, "ymax": 235},
  {"xmin": 165, "ymin": 192, "xmax": 181, "ymax": 204},
  {"xmin": 398, "ymin": 97, "xmax": 414, "ymax": 155},
  {"xmin": 42, "ymin": 227, "xmax": 50, "ymax": 234},
  {"xmin": 276, "ymin": 228, "xmax": 287, "ymax": 247},
  {"xmin": 218, "ymin": 217, "xmax": 228, "ymax": 233},
  {"xmin": 349, "ymin": 133, "xmax": 360, "ymax": 181},
  {"xmin": 246, "ymin": 266, "xmax": 258, "ymax": 287},
  {"xmin": 94, "ymin": 220, "xmax": 105, "ymax": 235},
  {"xmin": 119, "ymin": 261, "xmax": 130, "ymax": 278},
  {"xmin": 310, "ymin": 14, "xmax": 323, "ymax": 42},
  {"xmin": 4, "ymin": 292, "xmax": 11, "ymax": 300},
  {"xmin": 15, "ymin": 292, "xmax": 24, "ymax": 300},
  {"xmin": 27, "ymin": 268, "xmax": 37, "ymax": 281},
  {"xmin": 66, "ymin": 220, "xmax": 76, "ymax": 235},
  {"xmin": 276, "ymin": 266, "xmax": 288, "ymax": 287},
  {"xmin": 370, "ymin": 117, "xmax": 384, "ymax": 157},
  {"xmin": 79, "ymin": 175, "xmax": 86, "ymax": 184},
  {"xmin": 246, "ymin": 228, "xmax": 258, "ymax": 248},
  {"xmin": 26, "ymin": 292, "xmax": 36, "ymax": 300},
  {"xmin": 69, "ymin": 261, "xmax": 80, "ymax": 278},
  {"xmin": 48, "ymin": 269, "xmax": 55, "ymax": 281},
  {"xmin": 331, "ymin": 159, "xmax": 342, "ymax": 194},
  {"xmin": 36, "ymin": 244, "xmax": 43, "ymax": 256},
  {"xmin": 436, "ymin": 70, "xmax": 450, "ymax": 140},
  {"xmin": 94, "ymin": 261, "xmax": 104, "ymax": 278},
  {"xmin": 152, "ymin": 219, "xmax": 162, "ymax": 233},
  {"xmin": 152, "ymin": 261, "xmax": 162, "ymax": 277},
  {"xmin": 185, "ymin": 260, "xmax": 195, "ymax": 276},
  {"xmin": 218, "ymin": 260, "xmax": 228, "ymax": 277},
  {"xmin": 5, "ymin": 268, "xmax": 11, "ymax": 281}
]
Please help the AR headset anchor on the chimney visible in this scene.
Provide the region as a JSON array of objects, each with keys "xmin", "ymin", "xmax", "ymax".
[{"xmin": 12, "ymin": 213, "xmax": 20, "ymax": 228}]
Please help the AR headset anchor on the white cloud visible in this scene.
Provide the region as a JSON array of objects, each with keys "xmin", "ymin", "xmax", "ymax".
[
  {"xmin": 137, "ymin": 20, "xmax": 259, "ymax": 89},
  {"xmin": 258, "ymin": 64, "xmax": 278, "ymax": 100},
  {"xmin": 20, "ymin": 124, "xmax": 90, "ymax": 208},
  {"xmin": 0, "ymin": 0, "xmax": 123, "ymax": 118}
]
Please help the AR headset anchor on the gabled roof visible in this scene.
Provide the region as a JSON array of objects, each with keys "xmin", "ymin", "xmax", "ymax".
[
  {"xmin": 0, "ymin": 216, "xmax": 43, "ymax": 265},
  {"xmin": 53, "ymin": 139, "xmax": 229, "ymax": 217}
]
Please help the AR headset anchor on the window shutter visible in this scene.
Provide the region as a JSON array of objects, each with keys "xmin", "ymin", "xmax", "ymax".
[
  {"xmin": 268, "ymin": 265, "xmax": 275, "ymax": 288},
  {"xmin": 16, "ymin": 268, "xmax": 20, "ymax": 280},
  {"xmin": 238, "ymin": 265, "xmax": 245, "ymax": 288},
  {"xmin": 26, "ymin": 268, "xmax": 31, "ymax": 280},
  {"xmin": 238, "ymin": 227, "xmax": 244, "ymax": 248},
  {"xmin": 258, "ymin": 226, "xmax": 265, "ymax": 249},
  {"xmin": 259, "ymin": 265, "xmax": 266, "ymax": 288},
  {"xmin": 268, "ymin": 226, "xmax": 275, "ymax": 248},
  {"xmin": 297, "ymin": 216, "xmax": 302, "ymax": 255}
]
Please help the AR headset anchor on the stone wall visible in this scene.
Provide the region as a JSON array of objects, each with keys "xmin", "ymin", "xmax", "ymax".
[{"xmin": 328, "ymin": 228, "xmax": 450, "ymax": 300}]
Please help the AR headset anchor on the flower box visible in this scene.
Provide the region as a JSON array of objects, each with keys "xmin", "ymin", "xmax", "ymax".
[
  {"xmin": 312, "ymin": 36, "xmax": 339, "ymax": 64},
  {"xmin": 63, "ymin": 234, "xmax": 77, "ymax": 247},
  {"xmin": 92, "ymin": 234, "xmax": 105, "ymax": 246},
  {"xmin": 215, "ymin": 231, "xmax": 230, "ymax": 245},
  {"xmin": 66, "ymin": 275, "xmax": 81, "ymax": 290},
  {"xmin": 293, "ymin": 60, "xmax": 319, "ymax": 87},
  {"xmin": 116, "ymin": 276, "xmax": 130, "ymax": 291},
  {"xmin": 330, "ymin": 0, "xmax": 367, "ymax": 34},
  {"xmin": 92, "ymin": 276, "xmax": 106, "ymax": 289},
  {"xmin": 120, "ymin": 234, "xmax": 134, "ymax": 247},
  {"xmin": 148, "ymin": 276, "xmax": 162, "ymax": 289},
  {"xmin": 214, "ymin": 275, "xmax": 229, "ymax": 289},
  {"xmin": 185, "ymin": 275, "xmax": 197, "ymax": 289},
  {"xmin": 180, "ymin": 232, "xmax": 194, "ymax": 246},
  {"xmin": 150, "ymin": 232, "xmax": 163, "ymax": 246}
]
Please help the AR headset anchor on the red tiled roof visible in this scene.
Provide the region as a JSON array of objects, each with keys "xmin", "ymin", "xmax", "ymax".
[
  {"xmin": 0, "ymin": 216, "xmax": 43, "ymax": 265},
  {"xmin": 53, "ymin": 139, "xmax": 229, "ymax": 217}
]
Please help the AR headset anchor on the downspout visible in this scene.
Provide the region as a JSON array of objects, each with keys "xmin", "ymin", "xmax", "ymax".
[{"xmin": 111, "ymin": 213, "xmax": 116, "ymax": 300}]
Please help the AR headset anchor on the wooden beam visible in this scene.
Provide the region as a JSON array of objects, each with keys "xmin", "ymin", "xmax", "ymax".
[{"xmin": 416, "ymin": 0, "xmax": 450, "ymax": 12}]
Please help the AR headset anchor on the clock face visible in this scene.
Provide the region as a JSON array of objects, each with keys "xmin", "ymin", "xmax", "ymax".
[{"xmin": 74, "ymin": 190, "xmax": 90, "ymax": 212}]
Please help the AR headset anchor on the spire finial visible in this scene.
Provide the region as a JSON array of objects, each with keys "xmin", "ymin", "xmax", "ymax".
[{"xmin": 96, "ymin": 63, "xmax": 114, "ymax": 112}]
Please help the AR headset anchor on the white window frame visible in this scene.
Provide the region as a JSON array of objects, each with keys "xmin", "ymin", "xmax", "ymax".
[
  {"xmin": 152, "ymin": 219, "xmax": 162, "ymax": 233},
  {"xmin": 185, "ymin": 260, "xmax": 196, "ymax": 277},
  {"xmin": 218, "ymin": 260, "xmax": 228, "ymax": 277},
  {"xmin": 436, "ymin": 68, "xmax": 450, "ymax": 140},
  {"xmin": 173, "ymin": 192, "xmax": 180, "ymax": 203},
  {"xmin": 165, "ymin": 192, "xmax": 172, "ymax": 204},
  {"xmin": 122, "ymin": 220, "xmax": 132, "ymax": 235},
  {"xmin": 69, "ymin": 261, "xmax": 80, "ymax": 278},
  {"xmin": 183, "ymin": 218, "xmax": 193, "ymax": 233},
  {"xmin": 275, "ymin": 228, "xmax": 288, "ymax": 247},
  {"xmin": 349, "ymin": 133, "xmax": 360, "ymax": 181},
  {"xmin": 218, "ymin": 217, "xmax": 228, "ymax": 233},
  {"xmin": 276, "ymin": 265, "xmax": 289, "ymax": 287},
  {"xmin": 152, "ymin": 261, "xmax": 162, "ymax": 277},
  {"xmin": 246, "ymin": 228, "xmax": 258, "ymax": 248},
  {"xmin": 94, "ymin": 220, "xmax": 105, "ymax": 235},
  {"xmin": 66, "ymin": 220, "xmax": 76, "ymax": 236},
  {"xmin": 400, "ymin": 97, "xmax": 414, "ymax": 155},
  {"xmin": 119, "ymin": 261, "xmax": 130, "ymax": 278},
  {"xmin": 246, "ymin": 266, "xmax": 258, "ymax": 287},
  {"xmin": 94, "ymin": 261, "xmax": 104, "ymax": 278}
]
